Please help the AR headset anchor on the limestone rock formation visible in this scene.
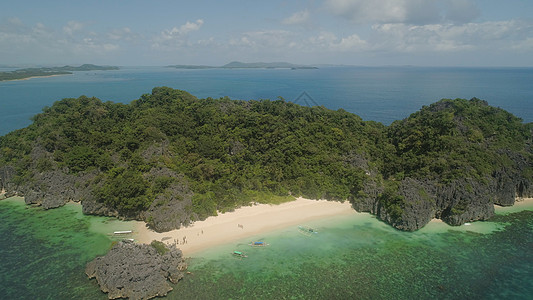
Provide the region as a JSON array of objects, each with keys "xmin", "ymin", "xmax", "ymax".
[{"xmin": 85, "ymin": 240, "xmax": 187, "ymax": 300}]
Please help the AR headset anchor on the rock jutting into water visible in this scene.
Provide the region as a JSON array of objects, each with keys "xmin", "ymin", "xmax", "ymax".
[{"xmin": 85, "ymin": 240, "xmax": 187, "ymax": 300}]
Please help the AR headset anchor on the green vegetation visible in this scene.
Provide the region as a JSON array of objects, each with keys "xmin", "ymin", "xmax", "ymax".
[
  {"xmin": 0, "ymin": 87, "xmax": 384, "ymax": 218},
  {"xmin": 0, "ymin": 64, "xmax": 119, "ymax": 81},
  {"xmin": 0, "ymin": 88, "xmax": 531, "ymax": 227},
  {"xmin": 385, "ymin": 98, "xmax": 532, "ymax": 182},
  {"xmin": 150, "ymin": 240, "xmax": 169, "ymax": 255}
]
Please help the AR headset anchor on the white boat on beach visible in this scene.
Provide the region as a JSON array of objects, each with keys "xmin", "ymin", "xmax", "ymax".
[{"xmin": 113, "ymin": 230, "xmax": 133, "ymax": 234}]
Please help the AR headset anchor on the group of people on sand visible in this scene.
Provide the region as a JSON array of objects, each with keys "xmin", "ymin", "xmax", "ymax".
[
  {"xmin": 164, "ymin": 224, "xmax": 246, "ymax": 247},
  {"xmin": 171, "ymin": 236, "xmax": 188, "ymax": 245}
]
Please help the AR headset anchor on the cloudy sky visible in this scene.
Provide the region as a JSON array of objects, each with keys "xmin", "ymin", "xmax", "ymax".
[{"xmin": 1, "ymin": 0, "xmax": 532, "ymax": 66}]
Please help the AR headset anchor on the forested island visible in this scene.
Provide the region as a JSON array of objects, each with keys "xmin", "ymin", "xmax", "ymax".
[
  {"xmin": 0, "ymin": 87, "xmax": 531, "ymax": 232},
  {"xmin": 168, "ymin": 61, "xmax": 318, "ymax": 70},
  {"xmin": 0, "ymin": 64, "xmax": 119, "ymax": 81}
]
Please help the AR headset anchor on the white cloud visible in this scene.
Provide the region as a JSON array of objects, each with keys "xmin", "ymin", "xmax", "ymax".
[
  {"xmin": 152, "ymin": 19, "xmax": 204, "ymax": 50},
  {"xmin": 308, "ymin": 31, "xmax": 368, "ymax": 51},
  {"xmin": 336, "ymin": 34, "xmax": 368, "ymax": 50},
  {"xmin": 283, "ymin": 10, "xmax": 310, "ymax": 25},
  {"xmin": 371, "ymin": 20, "xmax": 532, "ymax": 53},
  {"xmin": 162, "ymin": 19, "xmax": 204, "ymax": 39},
  {"xmin": 308, "ymin": 31, "xmax": 338, "ymax": 47},
  {"xmin": 230, "ymin": 30, "xmax": 295, "ymax": 49},
  {"xmin": 511, "ymin": 37, "xmax": 533, "ymax": 52},
  {"xmin": 326, "ymin": 0, "xmax": 416, "ymax": 24},
  {"xmin": 325, "ymin": 0, "xmax": 479, "ymax": 25},
  {"xmin": 0, "ymin": 19, "xmax": 122, "ymax": 64},
  {"xmin": 63, "ymin": 20, "xmax": 83, "ymax": 36},
  {"xmin": 107, "ymin": 27, "xmax": 140, "ymax": 42},
  {"xmin": 219, "ymin": 16, "xmax": 531, "ymax": 61}
]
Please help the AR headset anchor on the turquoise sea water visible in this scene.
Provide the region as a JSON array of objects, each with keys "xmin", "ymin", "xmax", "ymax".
[
  {"xmin": 0, "ymin": 198, "xmax": 134, "ymax": 299},
  {"xmin": 173, "ymin": 208, "xmax": 533, "ymax": 300},
  {"xmin": 1, "ymin": 196, "xmax": 531, "ymax": 299},
  {"xmin": 1, "ymin": 66, "xmax": 533, "ymax": 135}
]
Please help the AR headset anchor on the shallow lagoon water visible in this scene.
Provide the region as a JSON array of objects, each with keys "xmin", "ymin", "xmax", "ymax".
[
  {"xmin": 0, "ymin": 198, "xmax": 135, "ymax": 299},
  {"xmin": 0, "ymin": 197, "xmax": 531, "ymax": 299},
  {"xmin": 172, "ymin": 204, "xmax": 532, "ymax": 299}
]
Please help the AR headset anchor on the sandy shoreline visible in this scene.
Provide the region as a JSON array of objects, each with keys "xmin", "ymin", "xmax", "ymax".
[
  {"xmin": 134, "ymin": 197, "xmax": 533, "ymax": 256},
  {"xmin": 134, "ymin": 197, "xmax": 357, "ymax": 256},
  {"xmin": 2, "ymin": 194, "xmax": 531, "ymax": 256},
  {"xmin": 427, "ymin": 197, "xmax": 533, "ymax": 224},
  {"xmin": 503, "ymin": 197, "xmax": 533, "ymax": 207},
  {"xmin": 2, "ymin": 74, "xmax": 71, "ymax": 82}
]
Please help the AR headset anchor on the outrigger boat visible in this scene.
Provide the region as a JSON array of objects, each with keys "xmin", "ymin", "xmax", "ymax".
[
  {"xmin": 298, "ymin": 225, "xmax": 318, "ymax": 236},
  {"xmin": 113, "ymin": 230, "xmax": 133, "ymax": 235},
  {"xmin": 249, "ymin": 241, "xmax": 269, "ymax": 247},
  {"xmin": 232, "ymin": 251, "xmax": 248, "ymax": 258}
]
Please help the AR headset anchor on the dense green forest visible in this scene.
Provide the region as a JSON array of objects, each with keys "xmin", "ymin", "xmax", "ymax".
[{"xmin": 0, "ymin": 87, "xmax": 531, "ymax": 230}]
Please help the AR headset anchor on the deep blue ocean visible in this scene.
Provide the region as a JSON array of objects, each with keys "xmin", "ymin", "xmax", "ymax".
[
  {"xmin": 1, "ymin": 66, "xmax": 532, "ymax": 299},
  {"xmin": 1, "ymin": 66, "xmax": 532, "ymax": 135}
]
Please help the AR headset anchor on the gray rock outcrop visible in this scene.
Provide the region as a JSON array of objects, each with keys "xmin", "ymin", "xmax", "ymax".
[
  {"xmin": 21, "ymin": 169, "xmax": 96, "ymax": 208},
  {"xmin": 380, "ymin": 178, "xmax": 437, "ymax": 231},
  {"xmin": 141, "ymin": 167, "xmax": 194, "ymax": 232},
  {"xmin": 86, "ymin": 240, "xmax": 187, "ymax": 300},
  {"xmin": 0, "ymin": 165, "xmax": 16, "ymax": 198}
]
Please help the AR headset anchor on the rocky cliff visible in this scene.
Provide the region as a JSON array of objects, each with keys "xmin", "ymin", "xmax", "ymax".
[{"xmin": 352, "ymin": 168, "xmax": 533, "ymax": 231}]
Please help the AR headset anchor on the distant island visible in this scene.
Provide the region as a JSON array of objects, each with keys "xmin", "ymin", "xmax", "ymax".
[
  {"xmin": 168, "ymin": 61, "xmax": 318, "ymax": 70},
  {"xmin": 0, "ymin": 64, "xmax": 119, "ymax": 81}
]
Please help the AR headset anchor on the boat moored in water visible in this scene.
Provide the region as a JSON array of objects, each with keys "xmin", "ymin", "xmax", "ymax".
[
  {"xmin": 249, "ymin": 241, "xmax": 269, "ymax": 247},
  {"xmin": 232, "ymin": 251, "xmax": 248, "ymax": 258},
  {"xmin": 298, "ymin": 225, "xmax": 318, "ymax": 236}
]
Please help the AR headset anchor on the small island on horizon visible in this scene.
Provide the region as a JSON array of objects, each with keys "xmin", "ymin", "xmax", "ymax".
[
  {"xmin": 0, "ymin": 64, "xmax": 119, "ymax": 81},
  {"xmin": 168, "ymin": 61, "xmax": 318, "ymax": 70}
]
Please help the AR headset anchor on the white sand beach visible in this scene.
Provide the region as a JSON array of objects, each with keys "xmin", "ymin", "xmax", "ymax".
[
  {"xmin": 505, "ymin": 197, "xmax": 533, "ymax": 207},
  {"xmin": 494, "ymin": 197, "xmax": 533, "ymax": 213},
  {"xmin": 3, "ymin": 74, "xmax": 71, "ymax": 82},
  {"xmin": 134, "ymin": 197, "xmax": 358, "ymax": 256}
]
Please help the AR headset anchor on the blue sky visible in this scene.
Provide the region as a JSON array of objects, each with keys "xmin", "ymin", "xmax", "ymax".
[{"xmin": 1, "ymin": 0, "xmax": 532, "ymax": 66}]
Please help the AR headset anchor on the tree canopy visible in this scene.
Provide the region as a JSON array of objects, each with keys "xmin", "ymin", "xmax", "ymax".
[{"xmin": 1, "ymin": 87, "xmax": 531, "ymax": 228}]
